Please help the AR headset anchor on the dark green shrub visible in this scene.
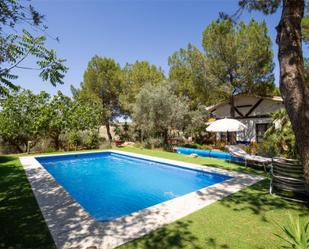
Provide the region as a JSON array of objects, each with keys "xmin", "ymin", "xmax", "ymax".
[
  {"xmin": 182, "ymin": 143, "xmax": 200, "ymax": 149},
  {"xmin": 44, "ymin": 146, "xmax": 57, "ymax": 153},
  {"xmin": 83, "ymin": 131, "xmax": 100, "ymax": 149},
  {"xmin": 68, "ymin": 131, "xmax": 82, "ymax": 150}
]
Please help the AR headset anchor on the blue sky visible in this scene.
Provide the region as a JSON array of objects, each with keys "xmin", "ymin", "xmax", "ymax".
[{"xmin": 14, "ymin": 0, "xmax": 303, "ymax": 96}]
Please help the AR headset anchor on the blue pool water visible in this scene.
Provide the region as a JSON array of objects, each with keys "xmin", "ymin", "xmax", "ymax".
[{"xmin": 36, "ymin": 152, "xmax": 232, "ymax": 221}]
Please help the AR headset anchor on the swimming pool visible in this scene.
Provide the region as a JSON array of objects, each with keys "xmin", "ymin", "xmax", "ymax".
[{"xmin": 36, "ymin": 151, "xmax": 232, "ymax": 221}]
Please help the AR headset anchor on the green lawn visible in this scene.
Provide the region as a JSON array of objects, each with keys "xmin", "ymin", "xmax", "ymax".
[
  {"xmin": 0, "ymin": 147, "xmax": 308, "ymax": 249},
  {"xmin": 0, "ymin": 156, "xmax": 55, "ymax": 249}
]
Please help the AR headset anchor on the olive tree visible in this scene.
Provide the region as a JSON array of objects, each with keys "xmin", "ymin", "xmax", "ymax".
[{"xmin": 132, "ymin": 81, "xmax": 207, "ymax": 145}]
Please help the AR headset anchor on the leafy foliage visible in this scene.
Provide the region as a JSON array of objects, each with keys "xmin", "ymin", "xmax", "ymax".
[
  {"xmin": 0, "ymin": 89, "xmax": 50, "ymax": 152},
  {"xmin": 202, "ymin": 19, "xmax": 275, "ymax": 97},
  {"xmin": 259, "ymin": 109, "xmax": 298, "ymax": 158},
  {"xmin": 274, "ymin": 213, "xmax": 309, "ymax": 249},
  {"xmin": 238, "ymin": 0, "xmax": 281, "ymax": 15},
  {"xmin": 0, "ymin": 89, "xmax": 102, "ymax": 152},
  {"xmin": 0, "ymin": 0, "xmax": 68, "ymax": 94},
  {"xmin": 76, "ymin": 55, "xmax": 123, "ymax": 142},
  {"xmin": 132, "ymin": 81, "xmax": 208, "ymax": 146},
  {"xmin": 132, "ymin": 81, "xmax": 189, "ymax": 144},
  {"xmin": 168, "ymin": 43, "xmax": 225, "ymax": 107},
  {"xmin": 46, "ymin": 91, "xmax": 72, "ymax": 149},
  {"xmin": 120, "ymin": 60, "xmax": 165, "ymax": 112}
]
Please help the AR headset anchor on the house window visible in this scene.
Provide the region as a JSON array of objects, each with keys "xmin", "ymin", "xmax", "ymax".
[{"xmin": 256, "ymin": 123, "xmax": 269, "ymax": 143}]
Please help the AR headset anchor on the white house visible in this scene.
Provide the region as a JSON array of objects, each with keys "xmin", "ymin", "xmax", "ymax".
[{"xmin": 206, "ymin": 94, "xmax": 285, "ymax": 143}]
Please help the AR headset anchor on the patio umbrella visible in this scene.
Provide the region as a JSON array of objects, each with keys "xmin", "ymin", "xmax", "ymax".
[
  {"xmin": 206, "ymin": 118, "xmax": 247, "ymax": 144},
  {"xmin": 206, "ymin": 118, "xmax": 247, "ymax": 132}
]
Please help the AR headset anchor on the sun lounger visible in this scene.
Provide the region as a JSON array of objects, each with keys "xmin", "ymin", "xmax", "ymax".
[{"xmin": 225, "ymin": 145, "xmax": 271, "ymax": 171}]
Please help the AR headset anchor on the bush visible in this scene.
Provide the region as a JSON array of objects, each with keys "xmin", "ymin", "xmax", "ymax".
[
  {"xmin": 68, "ymin": 131, "xmax": 82, "ymax": 150},
  {"xmin": 275, "ymin": 214, "xmax": 309, "ymax": 249},
  {"xmin": 44, "ymin": 146, "xmax": 57, "ymax": 153},
  {"xmin": 199, "ymin": 144, "xmax": 214, "ymax": 151},
  {"xmin": 83, "ymin": 131, "xmax": 100, "ymax": 149},
  {"xmin": 142, "ymin": 138, "xmax": 163, "ymax": 149},
  {"xmin": 182, "ymin": 143, "xmax": 201, "ymax": 149},
  {"xmin": 214, "ymin": 141, "xmax": 226, "ymax": 151}
]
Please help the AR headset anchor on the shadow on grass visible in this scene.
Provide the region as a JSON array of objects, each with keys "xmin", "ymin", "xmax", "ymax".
[
  {"xmin": 123, "ymin": 220, "xmax": 203, "ymax": 249},
  {"xmin": 201, "ymin": 162, "xmax": 267, "ymax": 176},
  {"xmin": 206, "ymin": 238, "xmax": 230, "ymax": 249},
  {"xmin": 210, "ymin": 179, "xmax": 309, "ymax": 224},
  {"xmin": 0, "ymin": 156, "xmax": 55, "ymax": 249}
]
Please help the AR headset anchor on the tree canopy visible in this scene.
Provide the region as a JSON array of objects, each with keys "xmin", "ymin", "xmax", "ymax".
[
  {"xmin": 202, "ymin": 19, "xmax": 275, "ymax": 98},
  {"xmin": 76, "ymin": 55, "xmax": 123, "ymax": 142},
  {"xmin": 0, "ymin": 89, "xmax": 49, "ymax": 152},
  {"xmin": 120, "ymin": 60, "xmax": 165, "ymax": 112},
  {"xmin": 168, "ymin": 43, "xmax": 225, "ymax": 107},
  {"xmin": 0, "ymin": 89, "xmax": 102, "ymax": 152},
  {"xmin": 132, "ymin": 81, "xmax": 190, "ymax": 145}
]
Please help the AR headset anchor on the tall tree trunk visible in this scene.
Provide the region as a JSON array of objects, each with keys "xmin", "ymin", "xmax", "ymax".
[
  {"xmin": 276, "ymin": 0, "xmax": 309, "ymax": 192},
  {"xmin": 229, "ymin": 94, "xmax": 237, "ymax": 144},
  {"xmin": 54, "ymin": 134, "xmax": 61, "ymax": 150},
  {"xmin": 105, "ymin": 122, "xmax": 113, "ymax": 144},
  {"xmin": 12, "ymin": 141, "xmax": 24, "ymax": 153},
  {"xmin": 163, "ymin": 129, "xmax": 169, "ymax": 145}
]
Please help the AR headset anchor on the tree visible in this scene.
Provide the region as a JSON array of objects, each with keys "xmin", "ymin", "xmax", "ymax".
[
  {"xmin": 77, "ymin": 56, "xmax": 122, "ymax": 143},
  {"xmin": 68, "ymin": 96, "xmax": 103, "ymax": 132},
  {"xmin": 239, "ymin": 0, "xmax": 309, "ymax": 192},
  {"xmin": 168, "ymin": 43, "xmax": 226, "ymax": 107},
  {"xmin": 120, "ymin": 60, "xmax": 165, "ymax": 113},
  {"xmin": 132, "ymin": 81, "xmax": 202, "ymax": 145},
  {"xmin": 0, "ymin": 89, "xmax": 50, "ymax": 152},
  {"xmin": 46, "ymin": 91, "xmax": 73, "ymax": 150},
  {"xmin": 184, "ymin": 105, "xmax": 209, "ymax": 143},
  {"xmin": 202, "ymin": 19, "xmax": 274, "ymax": 115},
  {"xmin": 202, "ymin": 19, "xmax": 275, "ymax": 143},
  {"xmin": 0, "ymin": 0, "xmax": 68, "ymax": 95}
]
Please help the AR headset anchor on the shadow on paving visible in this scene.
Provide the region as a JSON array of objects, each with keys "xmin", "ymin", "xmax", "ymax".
[{"xmin": 0, "ymin": 156, "xmax": 55, "ymax": 249}]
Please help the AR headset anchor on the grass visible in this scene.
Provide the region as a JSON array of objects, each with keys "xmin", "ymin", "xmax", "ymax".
[
  {"xmin": 115, "ymin": 146, "xmax": 265, "ymax": 175},
  {"xmin": 0, "ymin": 147, "xmax": 308, "ymax": 249},
  {"xmin": 0, "ymin": 156, "xmax": 55, "ymax": 249}
]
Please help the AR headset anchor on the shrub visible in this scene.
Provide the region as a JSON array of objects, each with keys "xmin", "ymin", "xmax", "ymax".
[
  {"xmin": 142, "ymin": 138, "xmax": 163, "ymax": 149},
  {"xmin": 182, "ymin": 143, "xmax": 200, "ymax": 149},
  {"xmin": 44, "ymin": 146, "xmax": 57, "ymax": 153},
  {"xmin": 261, "ymin": 109, "xmax": 298, "ymax": 159},
  {"xmin": 199, "ymin": 144, "xmax": 214, "ymax": 151},
  {"xmin": 83, "ymin": 131, "xmax": 100, "ymax": 149},
  {"xmin": 68, "ymin": 131, "xmax": 82, "ymax": 150},
  {"xmin": 275, "ymin": 214, "xmax": 309, "ymax": 249}
]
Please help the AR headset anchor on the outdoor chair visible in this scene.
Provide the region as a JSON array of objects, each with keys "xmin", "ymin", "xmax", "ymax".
[
  {"xmin": 270, "ymin": 157, "xmax": 308, "ymax": 202},
  {"xmin": 225, "ymin": 145, "xmax": 271, "ymax": 172}
]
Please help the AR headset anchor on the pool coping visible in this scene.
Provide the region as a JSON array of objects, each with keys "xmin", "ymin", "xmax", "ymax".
[{"xmin": 20, "ymin": 150, "xmax": 264, "ymax": 249}]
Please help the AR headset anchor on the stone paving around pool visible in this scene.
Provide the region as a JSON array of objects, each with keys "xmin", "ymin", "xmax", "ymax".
[{"xmin": 20, "ymin": 150, "xmax": 264, "ymax": 249}]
